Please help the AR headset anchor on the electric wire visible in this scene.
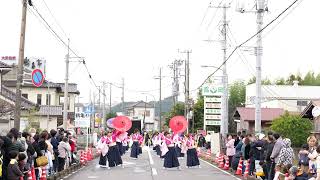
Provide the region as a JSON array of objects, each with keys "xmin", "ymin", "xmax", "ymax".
[{"xmin": 195, "ymin": 0, "xmax": 302, "ymax": 91}]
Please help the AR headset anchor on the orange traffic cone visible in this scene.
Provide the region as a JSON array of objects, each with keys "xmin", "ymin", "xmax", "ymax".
[
  {"xmin": 243, "ymin": 159, "xmax": 250, "ymax": 178},
  {"xmin": 235, "ymin": 158, "xmax": 243, "ymax": 175},
  {"xmin": 84, "ymin": 151, "xmax": 88, "ymax": 162},
  {"xmin": 214, "ymin": 153, "xmax": 220, "ymax": 164},
  {"xmin": 218, "ymin": 154, "xmax": 225, "ymax": 168},
  {"xmin": 80, "ymin": 150, "xmax": 85, "ymax": 165},
  {"xmin": 223, "ymin": 156, "xmax": 230, "ymax": 170},
  {"xmin": 205, "ymin": 149, "xmax": 211, "ymax": 159},
  {"xmin": 40, "ymin": 166, "xmax": 47, "ymax": 180}
]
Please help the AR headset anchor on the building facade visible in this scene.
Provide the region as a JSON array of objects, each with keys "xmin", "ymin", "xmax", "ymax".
[
  {"xmin": 126, "ymin": 101, "xmax": 156, "ymax": 132},
  {"xmin": 246, "ymin": 83, "xmax": 320, "ymax": 113}
]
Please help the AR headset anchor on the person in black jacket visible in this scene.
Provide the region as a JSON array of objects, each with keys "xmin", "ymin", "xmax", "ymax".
[
  {"xmin": 50, "ymin": 130, "xmax": 59, "ymax": 173},
  {"xmin": 262, "ymin": 135, "xmax": 275, "ymax": 180},
  {"xmin": 21, "ymin": 132, "xmax": 36, "ymax": 173},
  {"xmin": 32, "ymin": 134, "xmax": 43, "ymax": 180}
]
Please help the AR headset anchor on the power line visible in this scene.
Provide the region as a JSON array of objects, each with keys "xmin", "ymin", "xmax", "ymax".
[
  {"xmin": 31, "ymin": 4, "xmax": 102, "ymax": 94},
  {"xmin": 195, "ymin": 0, "xmax": 302, "ymax": 91},
  {"xmin": 41, "ymin": 0, "xmax": 69, "ymax": 38},
  {"xmin": 206, "ymin": 0, "xmax": 224, "ymax": 30}
]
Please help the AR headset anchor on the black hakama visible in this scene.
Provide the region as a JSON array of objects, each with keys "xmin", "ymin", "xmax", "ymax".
[
  {"xmin": 186, "ymin": 148, "xmax": 200, "ymax": 167},
  {"xmin": 107, "ymin": 145, "xmax": 123, "ymax": 167},
  {"xmin": 122, "ymin": 145, "xmax": 128, "ymax": 154},
  {"xmin": 130, "ymin": 141, "xmax": 140, "ymax": 158},
  {"xmin": 139, "ymin": 146, "xmax": 142, "ymax": 154},
  {"xmin": 164, "ymin": 147, "xmax": 180, "ymax": 168},
  {"xmin": 155, "ymin": 145, "xmax": 161, "ymax": 156},
  {"xmin": 175, "ymin": 145, "xmax": 182, "ymax": 157},
  {"xmin": 117, "ymin": 142, "xmax": 124, "ymax": 156},
  {"xmin": 99, "ymin": 154, "xmax": 107, "ymax": 166}
]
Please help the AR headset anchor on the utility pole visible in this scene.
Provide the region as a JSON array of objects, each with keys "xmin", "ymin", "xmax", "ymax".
[
  {"xmin": 109, "ymin": 83, "xmax": 112, "ymax": 113},
  {"xmin": 14, "ymin": 0, "xmax": 28, "ymax": 131},
  {"xmin": 221, "ymin": 4, "xmax": 229, "ymax": 137},
  {"xmin": 180, "ymin": 50, "xmax": 191, "ymax": 134},
  {"xmin": 121, "ymin": 78, "xmax": 125, "ymax": 114},
  {"xmin": 102, "ymin": 82, "xmax": 106, "ymax": 129},
  {"xmin": 63, "ymin": 39, "xmax": 70, "ymax": 130},
  {"xmin": 255, "ymin": 0, "xmax": 266, "ymax": 133},
  {"xmin": 159, "ymin": 68, "xmax": 162, "ymax": 132},
  {"xmin": 236, "ymin": 0, "xmax": 266, "ymax": 133},
  {"xmin": 169, "ymin": 60, "xmax": 183, "ymax": 107}
]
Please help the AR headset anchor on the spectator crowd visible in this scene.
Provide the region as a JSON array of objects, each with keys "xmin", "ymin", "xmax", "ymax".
[
  {"xmin": 221, "ymin": 131, "xmax": 320, "ymax": 180},
  {"xmin": 0, "ymin": 128, "xmax": 77, "ymax": 180}
]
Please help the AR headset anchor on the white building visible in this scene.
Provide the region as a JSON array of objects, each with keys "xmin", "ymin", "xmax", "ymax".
[
  {"xmin": 126, "ymin": 101, "xmax": 156, "ymax": 132},
  {"xmin": 246, "ymin": 82, "xmax": 320, "ymax": 112}
]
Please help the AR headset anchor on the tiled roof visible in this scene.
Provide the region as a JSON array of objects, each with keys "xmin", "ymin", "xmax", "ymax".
[
  {"xmin": 2, "ymin": 80, "xmax": 79, "ymax": 94},
  {"xmin": 38, "ymin": 105, "xmax": 63, "ymax": 116},
  {"xmin": 1, "ymin": 86, "xmax": 36, "ymax": 109},
  {"xmin": 235, "ymin": 107, "xmax": 284, "ymax": 121}
]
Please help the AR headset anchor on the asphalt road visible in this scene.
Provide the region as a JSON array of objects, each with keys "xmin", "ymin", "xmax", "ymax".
[{"xmin": 67, "ymin": 147, "xmax": 240, "ymax": 180}]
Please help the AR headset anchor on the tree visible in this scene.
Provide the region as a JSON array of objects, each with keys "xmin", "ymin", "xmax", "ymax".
[
  {"xmin": 106, "ymin": 112, "xmax": 117, "ymax": 120},
  {"xmin": 228, "ymin": 81, "xmax": 246, "ymax": 133},
  {"xmin": 164, "ymin": 103, "xmax": 185, "ymax": 126},
  {"xmin": 192, "ymin": 92, "xmax": 204, "ymax": 132},
  {"xmin": 270, "ymin": 112, "xmax": 313, "ymax": 147},
  {"xmin": 247, "ymin": 76, "xmax": 272, "ymax": 85},
  {"xmin": 275, "ymin": 78, "xmax": 286, "ymax": 85},
  {"xmin": 286, "ymin": 74, "xmax": 302, "ymax": 85}
]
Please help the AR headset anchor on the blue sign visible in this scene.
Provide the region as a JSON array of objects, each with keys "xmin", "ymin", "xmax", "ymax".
[
  {"xmin": 31, "ymin": 69, "xmax": 44, "ymax": 87},
  {"xmin": 84, "ymin": 105, "xmax": 94, "ymax": 114}
]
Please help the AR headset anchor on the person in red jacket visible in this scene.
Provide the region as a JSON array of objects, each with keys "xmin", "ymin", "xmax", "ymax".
[{"xmin": 68, "ymin": 135, "xmax": 77, "ymax": 165}]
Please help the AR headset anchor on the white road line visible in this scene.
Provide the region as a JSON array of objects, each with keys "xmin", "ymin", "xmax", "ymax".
[
  {"xmin": 200, "ymin": 159, "xmax": 241, "ymax": 180},
  {"xmin": 147, "ymin": 147, "xmax": 154, "ymax": 165},
  {"xmin": 152, "ymin": 168, "xmax": 158, "ymax": 175}
]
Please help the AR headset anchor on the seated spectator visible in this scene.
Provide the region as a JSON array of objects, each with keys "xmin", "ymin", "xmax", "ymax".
[{"xmin": 298, "ymin": 144, "xmax": 309, "ymax": 173}]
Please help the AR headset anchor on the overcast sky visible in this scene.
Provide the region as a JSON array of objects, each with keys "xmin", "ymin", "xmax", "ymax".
[{"xmin": 0, "ymin": 0, "xmax": 319, "ymax": 105}]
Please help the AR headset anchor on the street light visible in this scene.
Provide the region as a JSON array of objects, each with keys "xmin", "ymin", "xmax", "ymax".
[{"xmin": 201, "ymin": 65, "xmax": 223, "ymax": 71}]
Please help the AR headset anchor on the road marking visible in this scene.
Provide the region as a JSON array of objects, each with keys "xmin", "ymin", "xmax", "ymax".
[
  {"xmin": 200, "ymin": 159, "xmax": 241, "ymax": 180},
  {"xmin": 87, "ymin": 176, "xmax": 99, "ymax": 179},
  {"xmin": 147, "ymin": 147, "xmax": 154, "ymax": 165},
  {"xmin": 152, "ymin": 168, "xmax": 158, "ymax": 175}
]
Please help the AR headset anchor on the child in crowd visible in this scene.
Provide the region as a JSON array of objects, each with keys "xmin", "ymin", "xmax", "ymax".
[
  {"xmin": 298, "ymin": 144, "xmax": 309, "ymax": 173},
  {"xmin": 18, "ymin": 153, "xmax": 29, "ymax": 179},
  {"xmin": 288, "ymin": 166, "xmax": 308, "ymax": 180},
  {"xmin": 7, "ymin": 151, "xmax": 24, "ymax": 180}
]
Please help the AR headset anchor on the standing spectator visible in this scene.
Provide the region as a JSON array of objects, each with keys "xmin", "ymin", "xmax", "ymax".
[
  {"xmin": 278, "ymin": 138, "xmax": 294, "ymax": 168},
  {"xmin": 205, "ymin": 133, "xmax": 212, "ymax": 149},
  {"xmin": 68, "ymin": 135, "xmax": 76, "ymax": 165},
  {"xmin": 32, "ymin": 134, "xmax": 43, "ymax": 180},
  {"xmin": 50, "ymin": 130, "xmax": 59, "ymax": 173},
  {"xmin": 57, "ymin": 137, "xmax": 71, "ymax": 172},
  {"xmin": 270, "ymin": 134, "xmax": 284, "ymax": 179},
  {"xmin": 250, "ymin": 134, "xmax": 265, "ymax": 176},
  {"xmin": 300, "ymin": 136, "xmax": 318, "ymax": 177},
  {"xmin": 262, "ymin": 134, "xmax": 275, "ymax": 180},
  {"xmin": 298, "ymin": 144, "xmax": 309, "ymax": 173},
  {"xmin": 7, "ymin": 151, "xmax": 23, "ymax": 180},
  {"xmin": 18, "ymin": 153, "xmax": 29, "ymax": 180},
  {"xmin": 234, "ymin": 132, "xmax": 242, "ymax": 147},
  {"xmin": 197, "ymin": 134, "xmax": 205, "ymax": 148},
  {"xmin": 0, "ymin": 138, "xmax": 4, "ymax": 180},
  {"xmin": 226, "ymin": 134, "xmax": 235, "ymax": 169},
  {"xmin": 21, "ymin": 132, "xmax": 35, "ymax": 174}
]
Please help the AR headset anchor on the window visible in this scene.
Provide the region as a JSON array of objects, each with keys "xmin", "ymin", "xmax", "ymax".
[
  {"xmin": 145, "ymin": 110, "xmax": 150, "ymax": 117},
  {"xmin": 37, "ymin": 94, "xmax": 42, "ymax": 105},
  {"xmin": 46, "ymin": 94, "xmax": 51, "ymax": 105},
  {"xmin": 22, "ymin": 94, "xmax": 28, "ymax": 99},
  {"xmin": 59, "ymin": 95, "xmax": 70, "ymax": 110}
]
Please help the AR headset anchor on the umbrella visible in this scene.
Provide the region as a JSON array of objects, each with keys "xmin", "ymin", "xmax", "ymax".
[
  {"xmin": 107, "ymin": 118, "xmax": 114, "ymax": 128},
  {"xmin": 169, "ymin": 116, "xmax": 187, "ymax": 133},
  {"xmin": 112, "ymin": 116, "xmax": 132, "ymax": 132}
]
